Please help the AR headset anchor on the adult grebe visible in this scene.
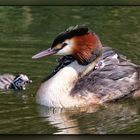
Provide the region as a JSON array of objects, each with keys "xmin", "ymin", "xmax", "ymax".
[{"xmin": 32, "ymin": 25, "xmax": 140, "ymax": 108}]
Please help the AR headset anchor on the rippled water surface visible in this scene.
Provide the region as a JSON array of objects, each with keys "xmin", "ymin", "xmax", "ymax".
[{"xmin": 0, "ymin": 6, "xmax": 140, "ymax": 134}]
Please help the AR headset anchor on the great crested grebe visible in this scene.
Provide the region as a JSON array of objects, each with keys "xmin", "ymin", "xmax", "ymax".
[
  {"xmin": 0, "ymin": 74, "xmax": 32, "ymax": 90},
  {"xmin": 32, "ymin": 25, "xmax": 140, "ymax": 108}
]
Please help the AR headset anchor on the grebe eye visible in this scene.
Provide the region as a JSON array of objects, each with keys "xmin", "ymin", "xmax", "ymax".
[{"xmin": 62, "ymin": 42, "xmax": 67, "ymax": 47}]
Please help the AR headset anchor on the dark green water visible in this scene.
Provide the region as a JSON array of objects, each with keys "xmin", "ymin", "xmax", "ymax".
[{"xmin": 0, "ymin": 6, "xmax": 140, "ymax": 134}]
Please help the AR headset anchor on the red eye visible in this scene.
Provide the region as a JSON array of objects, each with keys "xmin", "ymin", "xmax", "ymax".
[{"xmin": 62, "ymin": 43, "xmax": 67, "ymax": 47}]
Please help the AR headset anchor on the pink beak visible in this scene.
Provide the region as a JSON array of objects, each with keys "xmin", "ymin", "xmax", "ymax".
[{"xmin": 32, "ymin": 48, "xmax": 58, "ymax": 59}]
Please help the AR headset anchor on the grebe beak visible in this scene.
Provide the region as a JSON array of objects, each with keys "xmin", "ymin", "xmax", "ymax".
[{"xmin": 32, "ymin": 48, "xmax": 58, "ymax": 59}]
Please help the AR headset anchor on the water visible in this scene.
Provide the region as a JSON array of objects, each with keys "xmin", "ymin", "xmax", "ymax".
[{"xmin": 0, "ymin": 6, "xmax": 140, "ymax": 134}]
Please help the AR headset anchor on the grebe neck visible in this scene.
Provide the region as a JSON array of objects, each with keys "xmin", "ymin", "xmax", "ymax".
[{"xmin": 36, "ymin": 58, "xmax": 99, "ymax": 108}]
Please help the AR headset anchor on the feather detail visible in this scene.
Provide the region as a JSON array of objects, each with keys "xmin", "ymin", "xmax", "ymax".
[{"xmin": 73, "ymin": 33, "xmax": 102, "ymax": 65}]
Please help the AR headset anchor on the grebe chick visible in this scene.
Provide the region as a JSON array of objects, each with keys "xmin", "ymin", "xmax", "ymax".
[
  {"xmin": 0, "ymin": 74, "xmax": 32, "ymax": 90},
  {"xmin": 32, "ymin": 25, "xmax": 140, "ymax": 108}
]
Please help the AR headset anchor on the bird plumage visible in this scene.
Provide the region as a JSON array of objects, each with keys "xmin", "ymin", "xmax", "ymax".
[{"xmin": 32, "ymin": 25, "xmax": 140, "ymax": 108}]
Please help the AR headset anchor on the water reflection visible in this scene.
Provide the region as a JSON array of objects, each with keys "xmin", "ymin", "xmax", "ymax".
[
  {"xmin": 0, "ymin": 6, "xmax": 140, "ymax": 134},
  {"xmin": 37, "ymin": 100, "xmax": 139, "ymax": 134},
  {"xmin": 37, "ymin": 106, "xmax": 80, "ymax": 134},
  {"xmin": 22, "ymin": 6, "xmax": 33, "ymax": 30}
]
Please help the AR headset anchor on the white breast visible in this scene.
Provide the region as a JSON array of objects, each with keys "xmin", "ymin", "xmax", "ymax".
[{"xmin": 36, "ymin": 61, "xmax": 87, "ymax": 108}]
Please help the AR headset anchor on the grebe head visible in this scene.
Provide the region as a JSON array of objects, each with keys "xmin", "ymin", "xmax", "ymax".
[{"xmin": 32, "ymin": 25, "xmax": 102, "ymax": 65}]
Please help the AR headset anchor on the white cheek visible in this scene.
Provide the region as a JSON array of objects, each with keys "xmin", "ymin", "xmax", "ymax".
[{"xmin": 56, "ymin": 45, "xmax": 73, "ymax": 55}]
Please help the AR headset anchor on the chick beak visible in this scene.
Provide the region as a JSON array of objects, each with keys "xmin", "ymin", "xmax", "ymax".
[{"xmin": 32, "ymin": 48, "xmax": 58, "ymax": 59}]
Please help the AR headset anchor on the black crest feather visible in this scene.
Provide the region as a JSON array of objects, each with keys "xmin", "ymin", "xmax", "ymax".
[{"xmin": 51, "ymin": 25, "xmax": 89, "ymax": 48}]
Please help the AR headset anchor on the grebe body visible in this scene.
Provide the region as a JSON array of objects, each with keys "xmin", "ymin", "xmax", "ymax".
[
  {"xmin": 32, "ymin": 25, "xmax": 140, "ymax": 108},
  {"xmin": 0, "ymin": 74, "xmax": 32, "ymax": 90}
]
